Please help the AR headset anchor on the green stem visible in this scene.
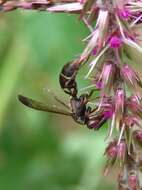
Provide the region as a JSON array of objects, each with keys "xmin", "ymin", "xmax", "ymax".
[{"xmin": 0, "ymin": 35, "xmax": 29, "ymax": 129}]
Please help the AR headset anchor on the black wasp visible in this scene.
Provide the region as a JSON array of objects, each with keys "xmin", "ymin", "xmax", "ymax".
[
  {"xmin": 18, "ymin": 90, "xmax": 108, "ymax": 130},
  {"xmin": 58, "ymin": 60, "xmax": 108, "ymax": 129},
  {"xmin": 18, "ymin": 61, "xmax": 107, "ymax": 129},
  {"xmin": 18, "ymin": 59, "xmax": 108, "ymax": 129}
]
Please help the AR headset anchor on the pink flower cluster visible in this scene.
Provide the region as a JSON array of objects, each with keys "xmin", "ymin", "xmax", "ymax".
[{"xmin": 2, "ymin": 0, "xmax": 142, "ymax": 189}]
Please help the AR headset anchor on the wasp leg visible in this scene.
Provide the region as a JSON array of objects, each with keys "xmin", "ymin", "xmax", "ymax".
[{"xmin": 87, "ymin": 88, "xmax": 100, "ymax": 98}]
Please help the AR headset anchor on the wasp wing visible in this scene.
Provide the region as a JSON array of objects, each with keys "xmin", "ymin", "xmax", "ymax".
[{"xmin": 18, "ymin": 95, "xmax": 72, "ymax": 116}]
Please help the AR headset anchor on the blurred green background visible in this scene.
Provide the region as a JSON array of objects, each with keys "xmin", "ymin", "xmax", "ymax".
[{"xmin": 0, "ymin": 10, "xmax": 116, "ymax": 190}]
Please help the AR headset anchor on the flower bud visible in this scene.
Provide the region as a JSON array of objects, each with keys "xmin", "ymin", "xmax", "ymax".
[
  {"xmin": 96, "ymin": 62, "xmax": 114, "ymax": 94},
  {"xmin": 109, "ymin": 36, "xmax": 122, "ymax": 48},
  {"xmin": 114, "ymin": 89, "xmax": 125, "ymax": 130},
  {"xmin": 128, "ymin": 173, "xmax": 139, "ymax": 190},
  {"xmin": 133, "ymin": 130, "xmax": 142, "ymax": 144},
  {"xmin": 105, "ymin": 139, "xmax": 126, "ymax": 161},
  {"xmin": 128, "ymin": 95, "xmax": 142, "ymax": 118},
  {"xmin": 105, "ymin": 140, "xmax": 117, "ymax": 159},
  {"xmin": 124, "ymin": 115, "xmax": 139, "ymax": 128}
]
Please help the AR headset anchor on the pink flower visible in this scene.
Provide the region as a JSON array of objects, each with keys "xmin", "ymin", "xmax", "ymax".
[{"xmin": 109, "ymin": 36, "xmax": 122, "ymax": 48}]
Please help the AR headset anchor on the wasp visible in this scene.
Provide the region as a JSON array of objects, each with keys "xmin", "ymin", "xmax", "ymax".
[{"xmin": 18, "ymin": 91, "xmax": 108, "ymax": 130}]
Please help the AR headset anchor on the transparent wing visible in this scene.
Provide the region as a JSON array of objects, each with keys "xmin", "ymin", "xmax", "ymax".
[
  {"xmin": 18, "ymin": 95, "xmax": 72, "ymax": 116},
  {"xmin": 43, "ymin": 87, "xmax": 70, "ymax": 109}
]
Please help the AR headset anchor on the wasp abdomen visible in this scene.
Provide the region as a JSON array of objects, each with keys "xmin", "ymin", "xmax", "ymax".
[{"xmin": 59, "ymin": 62, "xmax": 80, "ymax": 97}]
